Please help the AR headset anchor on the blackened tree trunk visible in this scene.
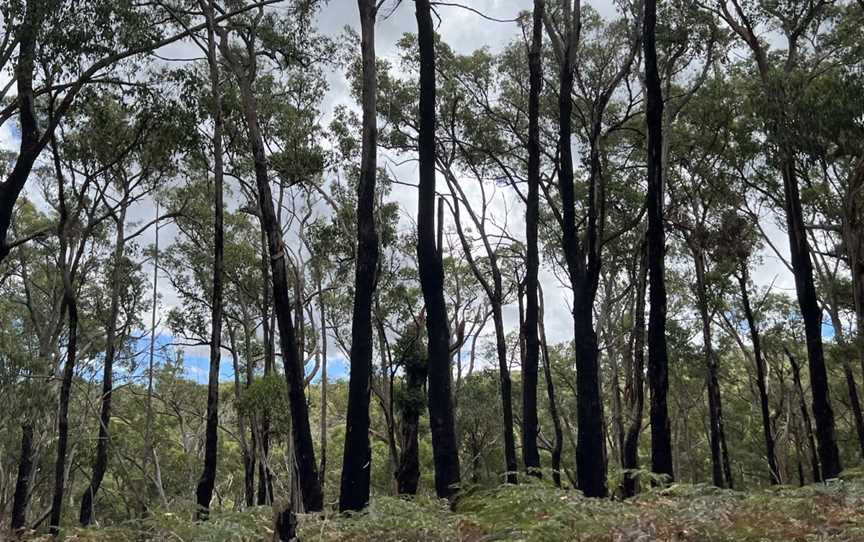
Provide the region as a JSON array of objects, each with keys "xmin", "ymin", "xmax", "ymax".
[
  {"xmin": 781, "ymin": 156, "xmax": 842, "ymax": 479},
  {"xmin": 622, "ymin": 240, "xmax": 647, "ymax": 497},
  {"xmin": 415, "ymin": 0, "xmax": 460, "ymax": 501},
  {"xmin": 448, "ymin": 196, "xmax": 518, "ymax": 484},
  {"xmin": 786, "ymin": 347, "xmax": 822, "ymax": 483},
  {"xmin": 50, "ymin": 297, "xmax": 77, "ymax": 536},
  {"xmin": 689, "ymin": 244, "xmax": 731, "ymax": 488},
  {"xmin": 522, "ymin": 0, "xmax": 545, "ymax": 479},
  {"xmin": 339, "ymin": 0, "xmax": 380, "ymax": 512},
  {"xmin": 11, "ymin": 424, "xmax": 35, "ymax": 532},
  {"xmin": 643, "ymin": 0, "xmax": 674, "ymax": 482},
  {"xmin": 545, "ymin": 0, "xmax": 607, "ymax": 498},
  {"xmin": 396, "ymin": 330, "xmax": 427, "ymax": 495},
  {"xmin": 538, "ymin": 284, "xmax": 564, "ymax": 487},
  {"xmin": 225, "ymin": 31, "xmax": 323, "ymax": 511},
  {"xmin": 196, "ymin": 0, "xmax": 225, "ymax": 519},
  {"xmin": 737, "ymin": 265, "xmax": 779, "ymax": 484},
  {"xmin": 0, "ymin": 0, "xmax": 42, "ymax": 266},
  {"xmin": 717, "ymin": 0, "xmax": 841, "ymax": 480},
  {"xmin": 50, "ymin": 156, "xmax": 78, "ymax": 536},
  {"xmin": 258, "ymin": 226, "xmax": 274, "ymax": 506},
  {"xmin": 79, "ymin": 191, "xmax": 129, "ymax": 525},
  {"xmin": 318, "ymin": 278, "xmax": 328, "ymax": 489}
]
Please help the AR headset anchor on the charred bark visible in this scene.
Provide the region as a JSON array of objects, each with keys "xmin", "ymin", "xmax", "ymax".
[
  {"xmin": 522, "ymin": 0, "xmax": 545, "ymax": 480},
  {"xmin": 622, "ymin": 240, "xmax": 647, "ymax": 497},
  {"xmin": 415, "ymin": 0, "xmax": 460, "ymax": 501},
  {"xmin": 737, "ymin": 266, "xmax": 779, "ymax": 484},
  {"xmin": 340, "ymin": 0, "xmax": 380, "ymax": 512},
  {"xmin": 643, "ymin": 0, "xmax": 674, "ymax": 482}
]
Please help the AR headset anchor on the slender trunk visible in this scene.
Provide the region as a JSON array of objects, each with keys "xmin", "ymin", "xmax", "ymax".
[
  {"xmin": 145, "ymin": 205, "xmax": 166, "ymax": 507},
  {"xmin": 258, "ymin": 225, "xmax": 274, "ymax": 505},
  {"xmin": 538, "ymin": 285, "xmax": 563, "ymax": 487},
  {"xmin": 786, "ymin": 347, "xmax": 822, "ymax": 482},
  {"xmin": 691, "ymin": 245, "xmax": 730, "ymax": 488},
  {"xmin": 11, "ymin": 424, "xmax": 34, "ymax": 532},
  {"xmin": 737, "ymin": 266, "xmax": 780, "ymax": 484},
  {"xmin": 523, "ymin": 0, "xmax": 544, "ymax": 480},
  {"xmin": 319, "ymin": 278, "xmax": 328, "ymax": 487},
  {"xmin": 622, "ymin": 240, "xmax": 647, "ymax": 497},
  {"xmin": 227, "ymin": 327, "xmax": 253, "ymax": 509},
  {"xmin": 242, "ymin": 323, "xmax": 257, "ymax": 508},
  {"xmin": 79, "ymin": 194, "xmax": 128, "ymax": 525},
  {"xmin": 415, "ymin": 0, "xmax": 460, "ymax": 501},
  {"xmin": 826, "ymin": 306, "xmax": 864, "ymax": 459},
  {"xmin": 229, "ymin": 40, "xmax": 322, "ymax": 511},
  {"xmin": 643, "ymin": 0, "xmax": 674, "ymax": 481},
  {"xmin": 196, "ymin": 0, "xmax": 225, "ymax": 518},
  {"xmin": 843, "ymin": 160, "xmax": 864, "ymax": 386},
  {"xmin": 777, "ymin": 148, "xmax": 842, "ymax": 478},
  {"xmin": 491, "ymin": 307, "xmax": 518, "ymax": 483},
  {"xmin": 447, "ymin": 196, "xmax": 518, "ymax": 484},
  {"xmin": 339, "ymin": 0, "xmax": 380, "ymax": 512},
  {"xmin": 49, "ymin": 133, "xmax": 78, "ymax": 536},
  {"xmin": 50, "ymin": 273, "xmax": 78, "ymax": 536}
]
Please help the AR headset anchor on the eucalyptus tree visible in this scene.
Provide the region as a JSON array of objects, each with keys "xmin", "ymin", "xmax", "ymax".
[
  {"xmin": 215, "ymin": 0, "xmax": 327, "ymax": 513},
  {"xmin": 339, "ymin": 0, "xmax": 381, "ymax": 512},
  {"xmin": 523, "ymin": 0, "xmax": 545, "ymax": 479},
  {"xmin": 76, "ymin": 92, "xmax": 187, "ymax": 525},
  {"xmin": 0, "ymin": 0, "xmax": 282, "ymax": 265},
  {"xmin": 643, "ymin": 0, "xmax": 674, "ymax": 482},
  {"xmin": 414, "ymin": 0, "xmax": 461, "ymax": 500},
  {"xmin": 708, "ymin": 0, "xmax": 844, "ymax": 478},
  {"xmin": 195, "ymin": 0, "xmax": 227, "ymax": 520},
  {"xmin": 540, "ymin": 0, "xmax": 641, "ymax": 497}
]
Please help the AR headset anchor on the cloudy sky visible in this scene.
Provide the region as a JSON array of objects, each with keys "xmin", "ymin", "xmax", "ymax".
[{"xmin": 7, "ymin": 0, "xmax": 801, "ymax": 384}]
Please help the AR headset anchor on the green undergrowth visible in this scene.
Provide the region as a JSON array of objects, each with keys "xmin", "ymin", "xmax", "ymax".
[{"xmin": 20, "ymin": 473, "xmax": 864, "ymax": 541}]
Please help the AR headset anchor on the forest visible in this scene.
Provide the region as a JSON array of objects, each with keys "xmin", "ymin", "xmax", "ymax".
[{"xmin": 1, "ymin": 0, "xmax": 864, "ymax": 540}]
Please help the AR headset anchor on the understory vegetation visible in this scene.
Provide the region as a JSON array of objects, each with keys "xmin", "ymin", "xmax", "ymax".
[{"xmin": 20, "ymin": 472, "xmax": 864, "ymax": 541}]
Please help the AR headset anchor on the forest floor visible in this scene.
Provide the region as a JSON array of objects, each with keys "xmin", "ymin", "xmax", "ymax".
[{"xmin": 23, "ymin": 469, "xmax": 864, "ymax": 541}]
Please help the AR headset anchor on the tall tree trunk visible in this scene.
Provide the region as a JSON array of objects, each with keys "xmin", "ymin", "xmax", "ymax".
[
  {"xmin": 538, "ymin": 285, "xmax": 564, "ymax": 487},
  {"xmin": 622, "ymin": 240, "xmax": 647, "ymax": 497},
  {"xmin": 227, "ymin": 326, "xmax": 253, "ymax": 509},
  {"xmin": 786, "ymin": 347, "xmax": 822, "ymax": 482},
  {"xmin": 50, "ymin": 160, "xmax": 78, "ymax": 536},
  {"xmin": 415, "ymin": 0, "xmax": 460, "ymax": 501},
  {"xmin": 548, "ymin": 0, "xmax": 607, "ymax": 498},
  {"xmin": 196, "ymin": 0, "xmax": 225, "ymax": 518},
  {"xmin": 781, "ymin": 151, "xmax": 843, "ymax": 478},
  {"xmin": 319, "ymin": 278, "xmax": 328, "ymax": 489},
  {"xmin": 258, "ymin": 225, "xmax": 274, "ymax": 505},
  {"xmin": 228, "ymin": 36, "xmax": 323, "ymax": 512},
  {"xmin": 242, "ymin": 323, "xmax": 257, "ymax": 508},
  {"xmin": 49, "ymin": 297, "xmax": 77, "ymax": 536},
  {"xmin": 737, "ymin": 265, "xmax": 779, "ymax": 484},
  {"xmin": 79, "ymin": 193, "xmax": 128, "ymax": 525},
  {"xmin": 340, "ymin": 0, "xmax": 380, "ymax": 512},
  {"xmin": 447, "ymin": 195, "xmax": 518, "ymax": 484},
  {"xmin": 643, "ymin": 0, "xmax": 674, "ymax": 482},
  {"xmin": 522, "ymin": 0, "xmax": 545, "ymax": 480},
  {"xmin": 690, "ymin": 244, "xmax": 730, "ymax": 488}
]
